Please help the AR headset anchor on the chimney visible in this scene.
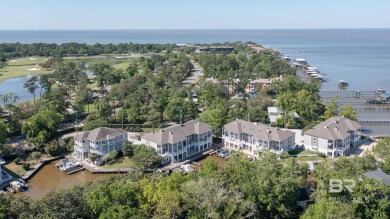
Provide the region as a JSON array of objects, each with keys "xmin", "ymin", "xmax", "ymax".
[
  {"xmin": 334, "ymin": 128, "xmax": 339, "ymax": 131},
  {"xmin": 235, "ymin": 118, "xmax": 238, "ymax": 124}
]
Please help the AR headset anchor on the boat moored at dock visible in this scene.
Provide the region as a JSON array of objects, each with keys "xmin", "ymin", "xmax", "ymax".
[{"xmin": 338, "ymin": 80, "xmax": 348, "ymax": 86}]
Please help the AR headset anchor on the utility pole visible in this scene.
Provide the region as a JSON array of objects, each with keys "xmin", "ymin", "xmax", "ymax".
[{"xmin": 179, "ymin": 109, "xmax": 183, "ymax": 126}]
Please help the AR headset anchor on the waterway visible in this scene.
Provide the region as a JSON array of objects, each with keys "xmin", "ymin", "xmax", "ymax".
[
  {"xmin": 0, "ymin": 76, "xmax": 41, "ymax": 104},
  {"xmin": 17, "ymin": 161, "xmax": 117, "ymax": 200}
]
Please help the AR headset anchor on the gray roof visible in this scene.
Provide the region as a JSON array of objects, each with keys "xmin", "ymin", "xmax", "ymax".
[
  {"xmin": 75, "ymin": 127, "xmax": 127, "ymax": 142},
  {"xmin": 361, "ymin": 169, "xmax": 390, "ymax": 186},
  {"xmin": 223, "ymin": 119, "xmax": 295, "ymax": 142},
  {"xmin": 304, "ymin": 117, "xmax": 361, "ymax": 140},
  {"xmin": 141, "ymin": 120, "xmax": 212, "ymax": 145}
]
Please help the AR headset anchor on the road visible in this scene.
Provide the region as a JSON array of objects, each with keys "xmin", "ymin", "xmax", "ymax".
[{"xmin": 181, "ymin": 60, "xmax": 203, "ymax": 86}]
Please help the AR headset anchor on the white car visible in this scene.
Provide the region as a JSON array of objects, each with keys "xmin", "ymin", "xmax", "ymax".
[{"xmin": 0, "ymin": 157, "xmax": 6, "ymax": 165}]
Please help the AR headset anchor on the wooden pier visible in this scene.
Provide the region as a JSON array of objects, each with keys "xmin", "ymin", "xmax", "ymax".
[
  {"xmin": 358, "ymin": 120, "xmax": 390, "ymax": 125},
  {"xmin": 319, "ymin": 90, "xmax": 378, "ymax": 98},
  {"xmin": 66, "ymin": 167, "xmax": 85, "ymax": 175}
]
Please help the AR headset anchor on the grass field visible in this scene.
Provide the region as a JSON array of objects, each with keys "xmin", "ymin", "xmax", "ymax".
[
  {"xmin": 0, "ymin": 57, "xmax": 54, "ymax": 82},
  {"xmin": 0, "ymin": 55, "xmax": 145, "ymax": 82},
  {"xmin": 101, "ymin": 156, "xmax": 134, "ymax": 169}
]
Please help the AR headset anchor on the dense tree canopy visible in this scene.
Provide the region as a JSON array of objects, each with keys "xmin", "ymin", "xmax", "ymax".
[{"xmin": 22, "ymin": 110, "xmax": 63, "ymax": 148}]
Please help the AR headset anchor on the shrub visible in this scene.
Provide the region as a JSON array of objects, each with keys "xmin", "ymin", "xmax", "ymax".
[
  {"xmin": 22, "ymin": 163, "xmax": 30, "ymax": 170},
  {"xmin": 318, "ymin": 152, "xmax": 326, "ymax": 158},
  {"xmin": 44, "ymin": 141, "xmax": 67, "ymax": 156},
  {"xmin": 14, "ymin": 158, "xmax": 22, "ymax": 165},
  {"xmin": 103, "ymin": 151, "xmax": 119, "ymax": 164}
]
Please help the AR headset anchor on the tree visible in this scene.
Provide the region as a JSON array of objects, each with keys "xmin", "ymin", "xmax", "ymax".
[
  {"xmin": 95, "ymin": 97, "xmax": 111, "ymax": 120},
  {"xmin": 23, "ymin": 76, "xmax": 39, "ymax": 102},
  {"xmin": 132, "ymin": 144, "xmax": 161, "ymax": 171},
  {"xmin": 0, "ymin": 120, "xmax": 7, "ymax": 144},
  {"xmin": 199, "ymin": 108, "xmax": 227, "ymax": 135},
  {"xmin": 339, "ymin": 104, "xmax": 357, "ymax": 120},
  {"xmin": 372, "ymin": 138, "xmax": 390, "ymax": 173},
  {"xmin": 30, "ymin": 151, "xmax": 41, "ymax": 162},
  {"xmin": 89, "ymin": 153, "xmax": 99, "ymax": 164},
  {"xmin": 0, "ymin": 92, "xmax": 19, "ymax": 108},
  {"xmin": 38, "ymin": 75, "xmax": 54, "ymax": 96},
  {"xmin": 82, "ymin": 119, "xmax": 109, "ymax": 131},
  {"xmin": 22, "ymin": 110, "xmax": 63, "ymax": 149},
  {"xmin": 121, "ymin": 141, "xmax": 133, "ymax": 157},
  {"xmin": 323, "ymin": 96, "xmax": 339, "ymax": 119}
]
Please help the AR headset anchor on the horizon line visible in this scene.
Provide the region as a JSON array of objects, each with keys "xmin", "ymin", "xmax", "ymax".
[{"xmin": 1, "ymin": 28, "xmax": 390, "ymax": 31}]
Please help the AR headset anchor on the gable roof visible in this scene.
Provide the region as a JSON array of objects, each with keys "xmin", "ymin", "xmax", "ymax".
[
  {"xmin": 75, "ymin": 127, "xmax": 127, "ymax": 142},
  {"xmin": 361, "ymin": 169, "xmax": 390, "ymax": 186},
  {"xmin": 304, "ymin": 117, "xmax": 361, "ymax": 140},
  {"xmin": 223, "ymin": 119, "xmax": 294, "ymax": 142},
  {"xmin": 142, "ymin": 120, "xmax": 212, "ymax": 145}
]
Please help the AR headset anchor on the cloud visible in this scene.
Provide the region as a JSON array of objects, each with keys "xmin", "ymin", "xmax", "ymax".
[{"xmin": 77, "ymin": 9, "xmax": 85, "ymax": 13}]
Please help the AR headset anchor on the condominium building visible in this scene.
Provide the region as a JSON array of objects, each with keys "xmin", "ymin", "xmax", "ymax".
[
  {"xmin": 303, "ymin": 117, "xmax": 361, "ymax": 158},
  {"xmin": 222, "ymin": 119, "xmax": 295, "ymax": 156},
  {"xmin": 74, "ymin": 127, "xmax": 128, "ymax": 161},
  {"xmin": 141, "ymin": 120, "xmax": 213, "ymax": 164}
]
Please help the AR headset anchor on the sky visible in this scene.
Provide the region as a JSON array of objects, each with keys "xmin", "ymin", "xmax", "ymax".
[{"xmin": 1, "ymin": 0, "xmax": 389, "ymax": 30}]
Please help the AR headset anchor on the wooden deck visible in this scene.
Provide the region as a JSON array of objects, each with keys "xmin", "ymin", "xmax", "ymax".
[
  {"xmin": 22, "ymin": 156, "xmax": 64, "ymax": 181},
  {"xmin": 161, "ymin": 145, "xmax": 222, "ymax": 172},
  {"xmin": 66, "ymin": 155, "xmax": 131, "ymax": 174}
]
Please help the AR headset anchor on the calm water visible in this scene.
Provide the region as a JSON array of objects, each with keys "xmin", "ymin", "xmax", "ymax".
[
  {"xmin": 18, "ymin": 161, "xmax": 117, "ymax": 200},
  {"xmin": 0, "ymin": 76, "xmax": 41, "ymax": 104}
]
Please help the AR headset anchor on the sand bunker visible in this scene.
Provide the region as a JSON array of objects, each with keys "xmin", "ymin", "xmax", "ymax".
[
  {"xmin": 29, "ymin": 58, "xmax": 37, "ymax": 60},
  {"xmin": 27, "ymin": 68, "xmax": 41, "ymax": 71}
]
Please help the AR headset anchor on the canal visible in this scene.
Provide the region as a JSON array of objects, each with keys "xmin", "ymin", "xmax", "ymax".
[{"xmin": 18, "ymin": 161, "xmax": 117, "ymax": 200}]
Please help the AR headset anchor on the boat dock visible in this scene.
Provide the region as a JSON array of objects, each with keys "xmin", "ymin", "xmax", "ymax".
[
  {"xmin": 65, "ymin": 155, "xmax": 131, "ymax": 174},
  {"xmin": 319, "ymin": 90, "xmax": 378, "ymax": 98},
  {"xmin": 358, "ymin": 120, "xmax": 390, "ymax": 125},
  {"xmin": 66, "ymin": 167, "xmax": 85, "ymax": 175},
  {"xmin": 161, "ymin": 145, "xmax": 222, "ymax": 172}
]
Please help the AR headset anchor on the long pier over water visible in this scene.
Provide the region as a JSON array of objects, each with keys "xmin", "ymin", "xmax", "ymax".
[{"xmin": 319, "ymin": 90, "xmax": 378, "ymax": 98}]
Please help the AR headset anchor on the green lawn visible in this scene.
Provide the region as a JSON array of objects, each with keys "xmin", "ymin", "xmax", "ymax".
[
  {"xmin": 0, "ymin": 57, "xmax": 54, "ymax": 82},
  {"xmin": 294, "ymin": 156, "xmax": 325, "ymax": 162},
  {"xmin": 101, "ymin": 156, "xmax": 134, "ymax": 169}
]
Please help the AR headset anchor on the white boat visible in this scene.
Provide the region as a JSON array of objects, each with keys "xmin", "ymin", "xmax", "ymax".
[
  {"xmin": 60, "ymin": 161, "xmax": 80, "ymax": 172},
  {"xmin": 55, "ymin": 158, "xmax": 69, "ymax": 167},
  {"xmin": 180, "ymin": 164, "xmax": 195, "ymax": 173},
  {"xmin": 338, "ymin": 80, "xmax": 348, "ymax": 86},
  {"xmin": 218, "ymin": 149, "xmax": 230, "ymax": 158},
  {"xmin": 10, "ymin": 180, "xmax": 27, "ymax": 192}
]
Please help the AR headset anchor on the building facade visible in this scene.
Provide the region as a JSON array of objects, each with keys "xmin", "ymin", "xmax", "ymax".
[
  {"xmin": 222, "ymin": 119, "xmax": 295, "ymax": 156},
  {"xmin": 303, "ymin": 117, "xmax": 361, "ymax": 158},
  {"xmin": 141, "ymin": 120, "xmax": 213, "ymax": 164},
  {"xmin": 74, "ymin": 127, "xmax": 128, "ymax": 161}
]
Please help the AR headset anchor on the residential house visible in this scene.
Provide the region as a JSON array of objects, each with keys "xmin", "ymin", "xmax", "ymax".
[
  {"xmin": 360, "ymin": 169, "xmax": 390, "ymax": 186},
  {"xmin": 303, "ymin": 116, "xmax": 361, "ymax": 158},
  {"xmin": 267, "ymin": 107, "xmax": 300, "ymax": 124},
  {"xmin": 222, "ymin": 119, "xmax": 295, "ymax": 156},
  {"xmin": 74, "ymin": 127, "xmax": 128, "ymax": 161},
  {"xmin": 246, "ymin": 78, "xmax": 273, "ymax": 93},
  {"xmin": 141, "ymin": 120, "xmax": 213, "ymax": 164}
]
